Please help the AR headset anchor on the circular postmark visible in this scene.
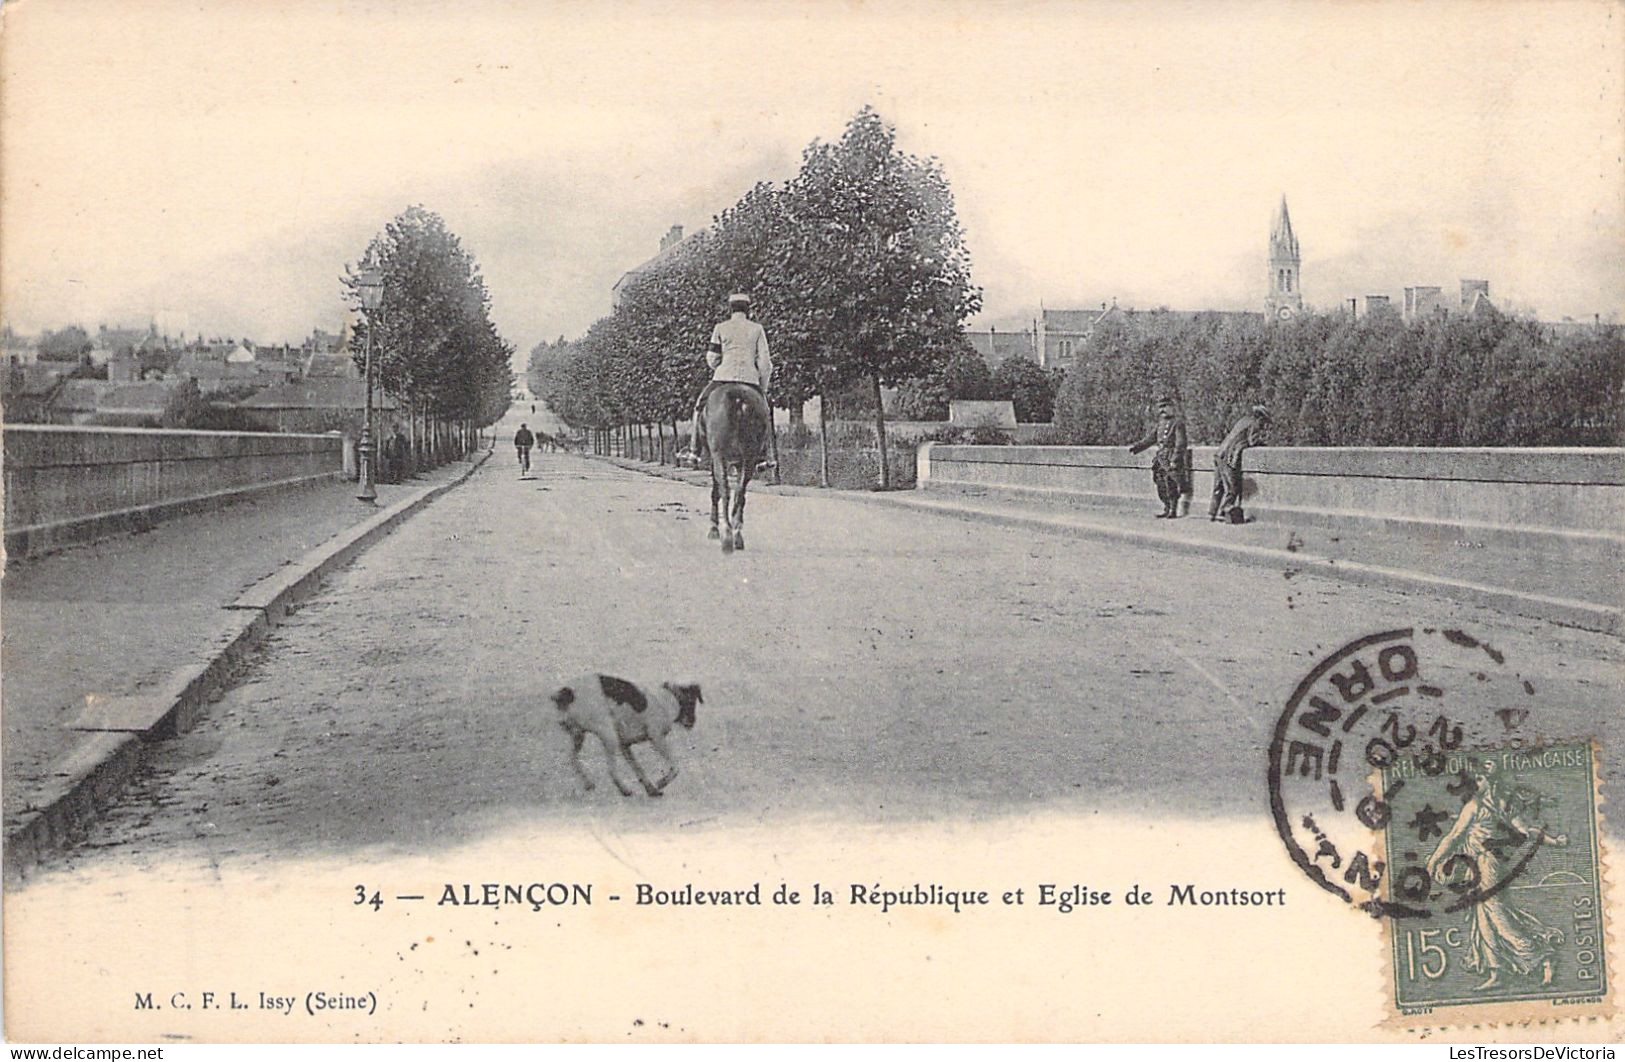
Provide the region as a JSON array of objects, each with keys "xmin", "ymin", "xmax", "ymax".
[{"xmin": 1268, "ymin": 627, "xmax": 1555, "ymax": 920}]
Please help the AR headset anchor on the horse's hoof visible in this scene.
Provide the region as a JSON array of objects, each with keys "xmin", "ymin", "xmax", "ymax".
[
  {"xmin": 733, "ymin": 532, "xmax": 745, "ymax": 551},
  {"xmin": 707, "ymin": 527, "xmax": 720, "ymax": 540}
]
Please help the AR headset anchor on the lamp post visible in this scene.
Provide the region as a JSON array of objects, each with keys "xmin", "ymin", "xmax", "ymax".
[{"xmin": 356, "ymin": 266, "xmax": 383, "ymax": 503}]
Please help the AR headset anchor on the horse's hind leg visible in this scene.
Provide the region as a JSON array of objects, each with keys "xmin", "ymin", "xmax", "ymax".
[
  {"xmin": 732, "ymin": 466, "xmax": 750, "ymax": 551},
  {"xmin": 708, "ymin": 468, "xmax": 721, "ymax": 540},
  {"xmin": 716, "ymin": 459, "xmax": 734, "ymax": 553},
  {"xmin": 719, "ymin": 479, "xmax": 735, "ymax": 553}
]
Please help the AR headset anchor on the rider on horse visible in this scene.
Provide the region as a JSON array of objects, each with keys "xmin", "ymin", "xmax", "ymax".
[{"xmin": 687, "ymin": 293, "xmax": 773, "ymax": 469}]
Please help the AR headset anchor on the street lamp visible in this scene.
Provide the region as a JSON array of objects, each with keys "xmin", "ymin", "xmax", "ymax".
[{"xmin": 356, "ymin": 266, "xmax": 384, "ymax": 503}]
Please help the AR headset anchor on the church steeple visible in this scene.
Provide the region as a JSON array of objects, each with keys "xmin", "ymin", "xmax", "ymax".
[{"xmin": 1266, "ymin": 195, "xmax": 1303, "ymax": 320}]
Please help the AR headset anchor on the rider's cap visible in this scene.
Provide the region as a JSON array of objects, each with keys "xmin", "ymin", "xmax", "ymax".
[
  {"xmin": 1252, "ymin": 404, "xmax": 1272, "ymax": 420},
  {"xmin": 728, "ymin": 292, "xmax": 751, "ymax": 304}
]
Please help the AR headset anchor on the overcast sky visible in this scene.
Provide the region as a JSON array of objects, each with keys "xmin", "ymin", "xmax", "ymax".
[{"xmin": 3, "ymin": 0, "xmax": 1621, "ymax": 354}]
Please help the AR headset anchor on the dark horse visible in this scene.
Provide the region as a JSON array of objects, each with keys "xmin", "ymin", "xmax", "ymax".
[{"xmin": 702, "ymin": 382, "xmax": 770, "ymax": 553}]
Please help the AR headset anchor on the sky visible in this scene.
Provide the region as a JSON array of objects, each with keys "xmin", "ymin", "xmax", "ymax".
[{"xmin": 2, "ymin": 0, "xmax": 1621, "ymax": 356}]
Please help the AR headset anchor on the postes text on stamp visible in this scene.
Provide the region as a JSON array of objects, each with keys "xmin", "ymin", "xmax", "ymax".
[{"xmin": 1380, "ymin": 741, "xmax": 1610, "ymax": 1024}]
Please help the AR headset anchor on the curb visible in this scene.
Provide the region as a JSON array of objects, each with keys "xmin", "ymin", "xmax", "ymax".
[
  {"xmin": 917, "ymin": 478, "xmax": 1624, "ymax": 559},
  {"xmin": 842, "ymin": 491, "xmax": 1622, "ymax": 639},
  {"xmin": 591, "ymin": 452, "xmax": 1620, "ymax": 638},
  {"xmin": 3, "ymin": 450, "xmax": 492, "ymax": 881}
]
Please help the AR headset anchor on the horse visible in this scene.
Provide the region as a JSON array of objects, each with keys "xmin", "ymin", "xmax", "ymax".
[{"xmin": 701, "ymin": 382, "xmax": 770, "ymax": 553}]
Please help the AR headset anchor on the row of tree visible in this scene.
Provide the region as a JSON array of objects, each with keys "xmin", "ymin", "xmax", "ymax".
[
  {"xmin": 1051, "ymin": 309, "xmax": 1624, "ymax": 447},
  {"xmin": 345, "ymin": 206, "xmax": 514, "ymax": 458},
  {"xmin": 529, "ymin": 108, "xmax": 983, "ymax": 487}
]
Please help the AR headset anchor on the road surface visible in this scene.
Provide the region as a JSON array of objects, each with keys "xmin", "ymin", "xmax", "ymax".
[{"xmin": 38, "ymin": 409, "xmax": 1624, "ymax": 875}]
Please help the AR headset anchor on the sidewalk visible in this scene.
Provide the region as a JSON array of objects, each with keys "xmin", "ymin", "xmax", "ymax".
[
  {"xmin": 593, "ymin": 452, "xmax": 1623, "ymax": 635},
  {"xmin": 2, "ymin": 461, "xmax": 474, "ymax": 835}
]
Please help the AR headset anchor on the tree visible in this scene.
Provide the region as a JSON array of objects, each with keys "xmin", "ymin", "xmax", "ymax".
[
  {"xmin": 992, "ymin": 357, "xmax": 1059, "ymax": 423},
  {"xmin": 345, "ymin": 206, "xmax": 512, "ymax": 459},
  {"xmin": 943, "ymin": 343, "xmax": 996, "ymax": 401},
  {"xmin": 891, "ymin": 375, "xmax": 949, "ymax": 421},
  {"xmin": 1045, "ymin": 305, "xmax": 1623, "ymax": 447},
  {"xmin": 778, "ymin": 107, "xmax": 982, "ymax": 486},
  {"xmin": 158, "ymin": 379, "xmax": 210, "ymax": 429},
  {"xmin": 38, "ymin": 325, "xmax": 92, "ymax": 362},
  {"xmin": 529, "ymin": 110, "xmax": 982, "ymax": 485},
  {"xmin": 893, "ymin": 344, "xmax": 997, "ymax": 421}
]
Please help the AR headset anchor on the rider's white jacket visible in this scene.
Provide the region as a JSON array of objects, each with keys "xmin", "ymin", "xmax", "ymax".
[{"xmin": 706, "ymin": 313, "xmax": 773, "ymax": 391}]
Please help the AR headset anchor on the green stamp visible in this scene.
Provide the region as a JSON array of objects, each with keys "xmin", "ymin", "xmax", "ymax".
[{"xmin": 1379, "ymin": 741, "xmax": 1611, "ymax": 1022}]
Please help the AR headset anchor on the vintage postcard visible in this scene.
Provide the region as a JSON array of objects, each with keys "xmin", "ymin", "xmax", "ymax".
[{"xmin": 2, "ymin": 0, "xmax": 1621, "ymax": 1045}]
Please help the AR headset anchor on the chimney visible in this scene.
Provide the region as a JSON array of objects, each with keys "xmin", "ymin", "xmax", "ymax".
[{"xmin": 660, "ymin": 224, "xmax": 684, "ymax": 252}]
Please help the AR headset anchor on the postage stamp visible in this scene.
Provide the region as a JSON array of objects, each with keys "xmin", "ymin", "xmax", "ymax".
[
  {"xmin": 1377, "ymin": 741, "xmax": 1611, "ymax": 1025},
  {"xmin": 1267, "ymin": 627, "xmax": 1614, "ymax": 1027}
]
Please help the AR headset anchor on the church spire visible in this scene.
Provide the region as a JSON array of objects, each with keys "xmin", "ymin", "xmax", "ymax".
[
  {"xmin": 1266, "ymin": 195, "xmax": 1303, "ymax": 320},
  {"xmin": 1270, "ymin": 195, "xmax": 1299, "ymax": 259}
]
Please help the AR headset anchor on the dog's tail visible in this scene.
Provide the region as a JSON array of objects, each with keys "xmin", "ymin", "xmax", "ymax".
[{"xmin": 551, "ymin": 687, "xmax": 575, "ymax": 711}]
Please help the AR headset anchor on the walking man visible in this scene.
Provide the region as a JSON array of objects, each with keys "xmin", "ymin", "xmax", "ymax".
[
  {"xmin": 686, "ymin": 293, "xmax": 773, "ymax": 470},
  {"xmin": 1210, "ymin": 404, "xmax": 1272, "ymax": 522},
  {"xmin": 514, "ymin": 422, "xmax": 535, "ymax": 477},
  {"xmin": 1127, "ymin": 397, "xmax": 1189, "ymax": 518}
]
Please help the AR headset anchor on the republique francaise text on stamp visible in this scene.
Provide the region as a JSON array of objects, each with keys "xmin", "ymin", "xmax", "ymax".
[{"xmin": 1268, "ymin": 627, "xmax": 1613, "ymax": 1027}]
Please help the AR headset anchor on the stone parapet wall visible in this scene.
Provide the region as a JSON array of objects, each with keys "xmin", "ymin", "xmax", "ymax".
[
  {"xmin": 4, "ymin": 426, "xmax": 343, "ymax": 559},
  {"xmin": 920, "ymin": 444, "xmax": 1625, "ymax": 545}
]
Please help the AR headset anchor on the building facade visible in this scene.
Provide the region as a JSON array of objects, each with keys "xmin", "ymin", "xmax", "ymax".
[
  {"xmin": 611, "ymin": 224, "xmax": 693, "ymax": 308},
  {"xmin": 1403, "ymin": 285, "xmax": 1444, "ymax": 322},
  {"xmin": 964, "ymin": 328, "xmax": 1037, "ymax": 368}
]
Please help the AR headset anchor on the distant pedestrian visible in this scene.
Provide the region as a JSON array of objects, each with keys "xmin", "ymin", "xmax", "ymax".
[
  {"xmin": 515, "ymin": 422, "xmax": 535, "ymax": 477},
  {"xmin": 1127, "ymin": 397, "xmax": 1189, "ymax": 518},
  {"xmin": 1210, "ymin": 404, "xmax": 1272, "ymax": 523}
]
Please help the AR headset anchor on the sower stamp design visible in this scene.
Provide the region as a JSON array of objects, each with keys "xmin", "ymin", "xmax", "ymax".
[
  {"xmin": 1380, "ymin": 742, "xmax": 1610, "ymax": 1024},
  {"xmin": 1268, "ymin": 627, "xmax": 1615, "ymax": 1025}
]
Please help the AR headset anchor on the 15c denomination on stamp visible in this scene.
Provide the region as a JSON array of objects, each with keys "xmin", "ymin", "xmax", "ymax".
[
  {"xmin": 1379, "ymin": 740, "xmax": 1611, "ymax": 1026},
  {"xmin": 1267, "ymin": 627, "xmax": 1614, "ymax": 1028}
]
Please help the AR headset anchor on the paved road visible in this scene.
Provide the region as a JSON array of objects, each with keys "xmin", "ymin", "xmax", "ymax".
[
  {"xmin": 1, "ymin": 466, "xmax": 471, "ymax": 831},
  {"xmin": 40, "ymin": 410, "xmax": 1624, "ymax": 875}
]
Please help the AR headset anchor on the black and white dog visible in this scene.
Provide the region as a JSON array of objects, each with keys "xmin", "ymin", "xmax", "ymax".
[{"xmin": 551, "ymin": 674, "xmax": 702, "ymax": 797}]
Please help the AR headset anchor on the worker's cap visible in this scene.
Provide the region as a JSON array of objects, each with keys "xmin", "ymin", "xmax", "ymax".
[
  {"xmin": 1156, "ymin": 397, "xmax": 1175, "ymax": 411},
  {"xmin": 1252, "ymin": 404, "xmax": 1272, "ymax": 420},
  {"xmin": 727, "ymin": 292, "xmax": 752, "ymax": 305}
]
